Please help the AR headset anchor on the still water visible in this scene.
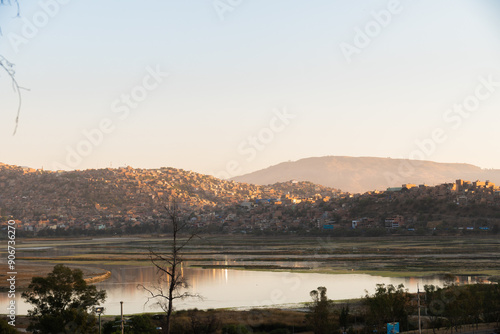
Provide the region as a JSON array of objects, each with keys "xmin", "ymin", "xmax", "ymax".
[{"xmin": 2, "ymin": 264, "xmax": 483, "ymax": 316}]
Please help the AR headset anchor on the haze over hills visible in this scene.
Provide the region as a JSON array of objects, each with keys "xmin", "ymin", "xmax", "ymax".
[{"xmin": 231, "ymin": 156, "xmax": 500, "ymax": 194}]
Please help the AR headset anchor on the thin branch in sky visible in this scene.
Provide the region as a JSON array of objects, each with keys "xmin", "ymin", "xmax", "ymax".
[
  {"xmin": 1, "ymin": 0, "xmax": 24, "ymax": 135},
  {"xmin": 0, "ymin": 0, "xmax": 20, "ymax": 17},
  {"xmin": 0, "ymin": 56, "xmax": 28, "ymax": 135}
]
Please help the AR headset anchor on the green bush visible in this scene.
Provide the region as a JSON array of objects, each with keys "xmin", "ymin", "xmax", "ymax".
[{"xmin": 0, "ymin": 318, "xmax": 18, "ymax": 334}]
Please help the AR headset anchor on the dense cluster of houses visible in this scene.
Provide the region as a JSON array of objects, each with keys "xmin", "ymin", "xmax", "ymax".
[
  {"xmin": 0, "ymin": 164, "xmax": 341, "ymax": 234},
  {"xmin": 1, "ymin": 162, "xmax": 499, "ymax": 235}
]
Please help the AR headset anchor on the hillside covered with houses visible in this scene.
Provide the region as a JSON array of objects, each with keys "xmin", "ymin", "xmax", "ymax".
[{"xmin": 0, "ymin": 163, "xmax": 499, "ymax": 236}]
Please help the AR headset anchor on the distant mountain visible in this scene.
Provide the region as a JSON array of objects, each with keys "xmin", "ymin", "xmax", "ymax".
[{"xmin": 231, "ymin": 156, "xmax": 500, "ymax": 193}]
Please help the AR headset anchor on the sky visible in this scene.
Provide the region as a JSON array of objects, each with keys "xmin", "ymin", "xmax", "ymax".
[{"xmin": 1, "ymin": 0, "xmax": 500, "ymax": 178}]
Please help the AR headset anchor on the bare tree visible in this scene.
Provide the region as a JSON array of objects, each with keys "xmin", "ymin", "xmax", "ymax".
[{"xmin": 139, "ymin": 201, "xmax": 200, "ymax": 334}]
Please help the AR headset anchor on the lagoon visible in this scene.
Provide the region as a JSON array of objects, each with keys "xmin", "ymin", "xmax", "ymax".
[{"xmin": 2, "ymin": 264, "xmax": 485, "ymax": 316}]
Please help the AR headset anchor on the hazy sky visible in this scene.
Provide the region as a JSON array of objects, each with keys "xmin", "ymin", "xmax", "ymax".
[{"xmin": 1, "ymin": 0, "xmax": 500, "ymax": 178}]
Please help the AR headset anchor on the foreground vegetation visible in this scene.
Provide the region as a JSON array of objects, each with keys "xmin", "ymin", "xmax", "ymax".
[
  {"xmin": 101, "ymin": 281, "xmax": 500, "ymax": 334},
  {"xmin": 21, "ymin": 265, "xmax": 106, "ymax": 333}
]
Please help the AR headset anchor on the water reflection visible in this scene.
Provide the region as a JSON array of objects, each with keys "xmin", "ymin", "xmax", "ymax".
[{"xmin": 1, "ymin": 265, "xmax": 490, "ymax": 316}]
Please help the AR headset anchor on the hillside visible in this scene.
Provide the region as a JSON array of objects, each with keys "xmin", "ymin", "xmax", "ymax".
[
  {"xmin": 1, "ymin": 162, "xmax": 499, "ymax": 236},
  {"xmin": 231, "ymin": 156, "xmax": 500, "ymax": 193},
  {"xmin": 0, "ymin": 163, "xmax": 339, "ymax": 228}
]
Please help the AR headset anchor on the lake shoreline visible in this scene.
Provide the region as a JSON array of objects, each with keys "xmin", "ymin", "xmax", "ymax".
[{"xmin": 2, "ymin": 234, "xmax": 500, "ymax": 290}]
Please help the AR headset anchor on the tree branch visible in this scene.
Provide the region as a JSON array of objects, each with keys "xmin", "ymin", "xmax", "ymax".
[{"xmin": 0, "ymin": 55, "xmax": 28, "ymax": 135}]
